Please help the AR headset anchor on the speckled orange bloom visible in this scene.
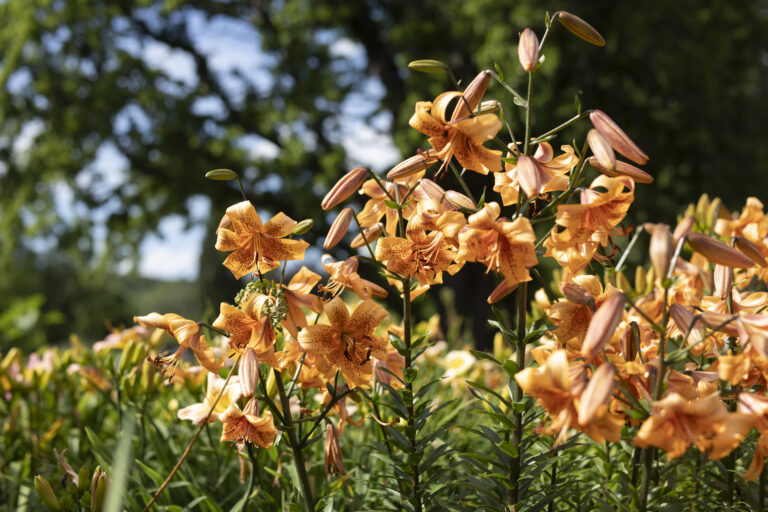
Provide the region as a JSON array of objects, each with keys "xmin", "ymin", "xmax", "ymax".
[
  {"xmin": 298, "ymin": 297, "xmax": 387, "ymax": 387},
  {"xmin": 215, "ymin": 201, "xmax": 309, "ymax": 279}
]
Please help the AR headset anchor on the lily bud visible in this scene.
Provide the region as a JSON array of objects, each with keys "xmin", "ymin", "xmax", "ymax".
[
  {"xmin": 322, "ymin": 167, "xmax": 369, "ymax": 210},
  {"xmin": 292, "ymin": 219, "xmax": 313, "ymax": 236},
  {"xmin": 735, "ymin": 236, "xmax": 768, "ymax": 267},
  {"xmin": 205, "ymin": 168, "xmax": 240, "ymax": 181},
  {"xmin": 240, "ymin": 348, "xmax": 259, "ymax": 398},
  {"xmin": 407, "ymin": 59, "xmax": 447, "ymax": 74},
  {"xmin": 350, "ymin": 223, "xmax": 384, "ymax": 249},
  {"xmin": 581, "ymin": 292, "xmax": 625, "ymax": 359},
  {"xmin": 669, "ymin": 304, "xmax": 703, "ymax": 345},
  {"xmin": 363, "ymin": 279, "xmax": 389, "ymax": 299},
  {"xmin": 477, "ymin": 100, "xmax": 501, "ymax": 115},
  {"xmin": 559, "ymin": 281, "xmax": 595, "ymax": 307},
  {"xmin": 35, "ymin": 476, "xmax": 61, "ymax": 511},
  {"xmin": 586, "ymin": 129, "xmax": 615, "ymax": 172},
  {"xmin": 517, "ymin": 28, "xmax": 540, "ymax": 72},
  {"xmin": 386, "ymin": 150, "xmax": 439, "ymax": 181},
  {"xmin": 487, "ymin": 279, "xmax": 518, "ymax": 304},
  {"xmin": 587, "ymin": 157, "xmax": 653, "ymax": 184},
  {"xmin": 556, "ymin": 11, "xmax": 606, "ymax": 46},
  {"xmin": 672, "ymin": 215, "xmax": 694, "ymax": 244},
  {"xmin": 578, "ymin": 363, "xmax": 615, "ymax": 425},
  {"xmin": 589, "ymin": 110, "xmax": 649, "ymax": 165},
  {"xmin": 452, "ymin": 70, "xmax": 492, "ymax": 120},
  {"xmin": 444, "ymin": 190, "xmax": 477, "ymax": 211},
  {"xmin": 325, "ymin": 423, "xmax": 345, "ymax": 475},
  {"xmin": 417, "ymin": 178, "xmax": 446, "ymax": 203},
  {"xmin": 686, "ymin": 232, "xmax": 755, "ymax": 268},
  {"xmin": 713, "ymin": 264, "xmax": 733, "ymax": 300},
  {"xmin": 516, "ymin": 155, "xmax": 541, "ymax": 198},
  {"xmin": 621, "ymin": 322, "xmax": 639, "ymax": 361},
  {"xmin": 91, "ymin": 468, "xmax": 108, "ymax": 512},
  {"xmin": 324, "ymin": 208, "xmax": 354, "ymax": 250},
  {"xmin": 649, "ymin": 224, "xmax": 674, "ymax": 279}
]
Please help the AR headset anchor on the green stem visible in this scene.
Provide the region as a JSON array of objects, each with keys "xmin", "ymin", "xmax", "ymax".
[
  {"xmin": 533, "ymin": 111, "xmax": 590, "ymax": 143},
  {"xmin": 274, "ymin": 369, "xmax": 315, "ymax": 511},
  {"xmin": 760, "ymin": 463, "xmax": 766, "ymax": 511},
  {"xmin": 403, "ymin": 276, "xmax": 422, "ymax": 512},
  {"xmin": 448, "ymin": 160, "xmax": 476, "ymax": 205},
  {"xmin": 523, "ymin": 72, "xmax": 534, "ymax": 156},
  {"xmin": 243, "ymin": 444, "xmax": 258, "ymax": 507},
  {"xmin": 510, "ymin": 281, "xmax": 528, "ymax": 506}
]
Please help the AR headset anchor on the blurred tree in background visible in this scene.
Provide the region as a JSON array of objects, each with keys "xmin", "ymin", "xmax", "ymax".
[{"xmin": 2, "ymin": 0, "xmax": 767, "ymax": 351}]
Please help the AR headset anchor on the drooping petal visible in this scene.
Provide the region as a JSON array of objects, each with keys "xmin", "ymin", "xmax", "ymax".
[{"xmin": 263, "ymin": 211, "xmax": 298, "ymax": 238}]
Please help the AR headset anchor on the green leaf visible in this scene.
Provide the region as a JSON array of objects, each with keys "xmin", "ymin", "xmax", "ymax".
[
  {"xmin": 502, "ymin": 360, "xmax": 520, "ymax": 377},
  {"xmin": 384, "ymin": 199, "xmax": 400, "ymax": 209},
  {"xmin": 494, "ymin": 62, "xmax": 504, "ymax": 82},
  {"xmin": 498, "ymin": 441, "xmax": 519, "ymax": 459},
  {"xmin": 104, "ymin": 416, "xmax": 135, "ymax": 512},
  {"xmin": 205, "ymin": 168, "xmax": 239, "ymax": 180},
  {"xmin": 470, "ymin": 350, "xmax": 500, "ymax": 365}
]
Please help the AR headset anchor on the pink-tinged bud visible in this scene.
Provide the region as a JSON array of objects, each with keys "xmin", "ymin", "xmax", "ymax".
[
  {"xmin": 713, "ymin": 264, "xmax": 733, "ymax": 300},
  {"xmin": 516, "ymin": 155, "xmax": 541, "ymax": 199},
  {"xmin": 444, "ymin": 190, "xmax": 477, "ymax": 211},
  {"xmin": 587, "ymin": 157, "xmax": 653, "ymax": 184},
  {"xmin": 672, "ymin": 215, "xmax": 695, "ymax": 244},
  {"xmin": 686, "ymin": 232, "xmax": 755, "ymax": 268},
  {"xmin": 451, "ymin": 70, "xmax": 492, "ymax": 120},
  {"xmin": 386, "ymin": 150, "xmax": 439, "ymax": 181},
  {"xmin": 239, "ymin": 348, "xmax": 259, "ymax": 398},
  {"xmin": 487, "ymin": 279, "xmax": 518, "ymax": 304},
  {"xmin": 243, "ymin": 397, "xmax": 260, "ymax": 416},
  {"xmin": 417, "ymin": 178, "xmax": 446, "ymax": 203},
  {"xmin": 517, "ymin": 28, "xmax": 540, "ymax": 72},
  {"xmin": 321, "ymin": 167, "xmax": 369, "ymax": 210},
  {"xmin": 559, "ymin": 281, "xmax": 595, "ymax": 307},
  {"xmin": 649, "ymin": 224, "xmax": 674, "ymax": 279},
  {"xmin": 362, "ymin": 279, "xmax": 388, "ymax": 299},
  {"xmin": 350, "ymin": 222, "xmax": 384, "ymax": 249},
  {"xmin": 578, "ymin": 363, "xmax": 615, "ymax": 425},
  {"xmin": 589, "ymin": 110, "xmax": 649, "ymax": 165},
  {"xmin": 669, "ymin": 304, "xmax": 703, "ymax": 344},
  {"xmin": 699, "ymin": 310, "xmax": 740, "ymax": 337},
  {"xmin": 91, "ymin": 468, "xmax": 108, "ymax": 512},
  {"xmin": 735, "ymin": 236, "xmax": 767, "ymax": 268},
  {"xmin": 325, "ymin": 423, "xmax": 345, "ymax": 475},
  {"xmin": 581, "ymin": 292, "xmax": 625, "ymax": 359},
  {"xmin": 587, "ymin": 129, "xmax": 615, "ymax": 172},
  {"xmin": 324, "ymin": 208, "xmax": 354, "ymax": 250},
  {"xmin": 556, "ymin": 11, "xmax": 606, "ymax": 46}
]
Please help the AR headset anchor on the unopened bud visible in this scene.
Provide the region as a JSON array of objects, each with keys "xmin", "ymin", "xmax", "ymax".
[
  {"xmin": 118, "ymin": 340, "xmax": 138, "ymax": 375},
  {"xmin": 687, "ymin": 232, "xmax": 755, "ymax": 268},
  {"xmin": 325, "ymin": 423, "xmax": 345, "ymax": 475},
  {"xmin": 588, "ymin": 157, "xmax": 653, "ymax": 184},
  {"xmin": 292, "ymin": 219, "xmax": 313, "ymax": 236},
  {"xmin": 243, "ymin": 397, "xmax": 259, "ymax": 416},
  {"xmin": 699, "ymin": 310, "xmax": 740, "ymax": 337},
  {"xmin": 477, "ymin": 100, "xmax": 501, "ymax": 115},
  {"xmin": 78, "ymin": 466, "xmax": 90, "ymax": 492},
  {"xmin": 35, "ymin": 475, "xmax": 61, "ymax": 511},
  {"xmin": 322, "ymin": 167, "xmax": 369, "ymax": 210},
  {"xmin": 444, "ymin": 190, "xmax": 476, "ymax": 211},
  {"xmin": 669, "ymin": 304, "xmax": 702, "ymax": 345},
  {"xmin": 518, "ymin": 28, "xmax": 540, "ymax": 72},
  {"xmin": 91, "ymin": 468, "xmax": 108, "ymax": 512},
  {"xmin": 649, "ymin": 224, "xmax": 674, "ymax": 279},
  {"xmin": 351, "ymin": 223, "xmax": 384, "ymax": 249},
  {"xmin": 587, "ymin": 129, "xmax": 615, "ymax": 172},
  {"xmin": 559, "ymin": 281, "xmax": 595, "ymax": 307},
  {"xmin": 417, "ymin": 178, "xmax": 446, "ymax": 203},
  {"xmin": 452, "ymin": 70, "xmax": 492, "ymax": 120},
  {"xmin": 363, "ymin": 279, "xmax": 389, "ymax": 299},
  {"xmin": 487, "ymin": 279, "xmax": 518, "ymax": 304},
  {"xmin": 240, "ymin": 348, "xmax": 259, "ymax": 398},
  {"xmin": 205, "ymin": 168, "xmax": 240, "ymax": 181},
  {"xmin": 672, "ymin": 215, "xmax": 694, "ymax": 244},
  {"xmin": 556, "ymin": 11, "xmax": 606, "ymax": 47},
  {"xmin": 516, "ymin": 155, "xmax": 541, "ymax": 198},
  {"xmin": 387, "ymin": 151, "xmax": 438, "ymax": 181},
  {"xmin": 621, "ymin": 322, "xmax": 639, "ymax": 361},
  {"xmin": 581, "ymin": 292, "xmax": 625, "ymax": 359},
  {"xmin": 578, "ymin": 363, "xmax": 615, "ymax": 425},
  {"xmin": 408, "ymin": 59, "xmax": 447, "ymax": 74},
  {"xmin": 735, "ymin": 236, "xmax": 767, "ymax": 268},
  {"xmin": 589, "ymin": 110, "xmax": 648, "ymax": 165},
  {"xmin": 324, "ymin": 208, "xmax": 354, "ymax": 250},
  {"xmin": 713, "ymin": 264, "xmax": 733, "ymax": 300}
]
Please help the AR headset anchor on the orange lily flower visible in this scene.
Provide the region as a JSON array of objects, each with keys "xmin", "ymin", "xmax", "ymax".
[
  {"xmin": 321, "ymin": 255, "xmax": 387, "ymax": 299},
  {"xmin": 298, "ymin": 297, "xmax": 388, "ymax": 388},
  {"xmin": 409, "ymin": 91, "xmax": 502, "ymax": 175},
  {"xmin": 457, "ymin": 202, "xmax": 538, "ymax": 287},
  {"xmin": 633, "ymin": 392, "xmax": 756, "ymax": 460},
  {"xmin": 549, "ymin": 276, "xmax": 620, "ymax": 351},
  {"xmin": 134, "ymin": 312, "xmax": 223, "ymax": 373},
  {"xmin": 220, "ymin": 399, "xmax": 278, "ymax": 448},
  {"xmin": 212, "ymin": 295, "xmax": 280, "ymax": 368},
  {"xmin": 215, "ymin": 201, "xmax": 309, "ymax": 279},
  {"xmin": 357, "ymin": 179, "xmax": 418, "ymax": 236}
]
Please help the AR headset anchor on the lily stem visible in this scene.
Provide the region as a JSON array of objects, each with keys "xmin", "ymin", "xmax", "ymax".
[{"xmin": 274, "ymin": 369, "xmax": 315, "ymax": 511}]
